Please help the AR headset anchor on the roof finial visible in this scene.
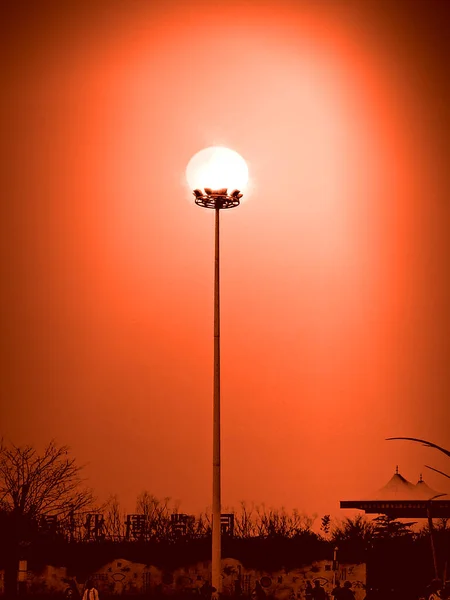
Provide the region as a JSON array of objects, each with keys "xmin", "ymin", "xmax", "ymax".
[
  {"xmin": 419, "ymin": 473, "xmax": 423, "ymax": 482},
  {"xmin": 395, "ymin": 465, "xmax": 399, "ymax": 475}
]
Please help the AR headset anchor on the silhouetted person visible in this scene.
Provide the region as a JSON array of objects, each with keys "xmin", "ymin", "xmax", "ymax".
[
  {"xmin": 427, "ymin": 579, "xmax": 443, "ymax": 600},
  {"xmin": 65, "ymin": 580, "xmax": 81, "ymax": 600},
  {"xmin": 83, "ymin": 581, "xmax": 99, "ymax": 600},
  {"xmin": 154, "ymin": 583, "xmax": 164, "ymax": 599},
  {"xmin": 332, "ymin": 581, "xmax": 343, "ymax": 599},
  {"xmin": 311, "ymin": 581, "xmax": 327, "ymax": 600},
  {"xmin": 338, "ymin": 582, "xmax": 355, "ymax": 600},
  {"xmin": 200, "ymin": 581, "xmax": 214, "ymax": 600},
  {"xmin": 254, "ymin": 580, "xmax": 266, "ymax": 600},
  {"xmin": 305, "ymin": 582, "xmax": 313, "ymax": 600}
]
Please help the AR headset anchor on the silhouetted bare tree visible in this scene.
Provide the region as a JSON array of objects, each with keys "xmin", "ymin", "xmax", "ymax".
[
  {"xmin": 0, "ymin": 439, "xmax": 95, "ymax": 595},
  {"xmin": 256, "ymin": 506, "xmax": 315, "ymax": 538},
  {"xmin": 135, "ymin": 492, "xmax": 174, "ymax": 541},
  {"xmin": 0, "ymin": 439, "xmax": 95, "ymax": 521},
  {"xmin": 103, "ymin": 495, "xmax": 126, "ymax": 541},
  {"xmin": 229, "ymin": 502, "xmax": 315, "ymax": 539},
  {"xmin": 233, "ymin": 502, "xmax": 258, "ymax": 537}
]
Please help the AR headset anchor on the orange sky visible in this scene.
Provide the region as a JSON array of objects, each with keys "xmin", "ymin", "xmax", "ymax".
[{"xmin": 2, "ymin": 0, "xmax": 450, "ymax": 522}]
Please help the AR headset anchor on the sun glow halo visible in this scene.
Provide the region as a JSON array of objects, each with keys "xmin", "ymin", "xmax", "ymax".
[{"xmin": 186, "ymin": 146, "xmax": 249, "ymax": 193}]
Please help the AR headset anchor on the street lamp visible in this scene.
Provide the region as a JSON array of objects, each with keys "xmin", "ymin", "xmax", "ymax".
[{"xmin": 186, "ymin": 146, "xmax": 249, "ymax": 596}]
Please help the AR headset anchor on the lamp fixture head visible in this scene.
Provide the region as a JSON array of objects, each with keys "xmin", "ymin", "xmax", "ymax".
[{"xmin": 186, "ymin": 146, "xmax": 248, "ymax": 209}]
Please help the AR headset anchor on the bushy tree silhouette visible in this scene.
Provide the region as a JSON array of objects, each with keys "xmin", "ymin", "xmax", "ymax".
[
  {"xmin": 331, "ymin": 515, "xmax": 374, "ymax": 562},
  {"xmin": 371, "ymin": 515, "xmax": 416, "ymax": 539}
]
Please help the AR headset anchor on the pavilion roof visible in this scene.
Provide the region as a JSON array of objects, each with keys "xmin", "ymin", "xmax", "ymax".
[
  {"xmin": 414, "ymin": 475, "xmax": 442, "ymax": 500},
  {"xmin": 366, "ymin": 470, "xmax": 443, "ymax": 501},
  {"xmin": 340, "ymin": 469, "xmax": 450, "ymax": 517}
]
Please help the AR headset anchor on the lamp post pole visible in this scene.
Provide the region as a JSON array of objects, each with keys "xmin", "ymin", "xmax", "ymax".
[
  {"xmin": 192, "ymin": 187, "xmax": 243, "ymax": 596},
  {"xmin": 212, "ymin": 206, "xmax": 221, "ymax": 596}
]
